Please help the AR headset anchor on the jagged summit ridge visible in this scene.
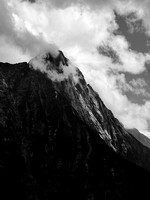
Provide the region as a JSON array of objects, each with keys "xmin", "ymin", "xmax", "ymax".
[{"xmin": 29, "ymin": 48, "xmax": 79, "ymax": 83}]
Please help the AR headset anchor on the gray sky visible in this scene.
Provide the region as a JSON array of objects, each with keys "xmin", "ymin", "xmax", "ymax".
[
  {"xmin": 114, "ymin": 12, "xmax": 150, "ymax": 53},
  {"xmin": 1, "ymin": 0, "xmax": 150, "ymax": 137},
  {"xmin": 113, "ymin": 12, "xmax": 150, "ymax": 105}
]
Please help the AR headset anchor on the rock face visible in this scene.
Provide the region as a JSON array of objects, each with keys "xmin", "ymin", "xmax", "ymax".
[{"xmin": 0, "ymin": 50, "xmax": 150, "ymax": 199}]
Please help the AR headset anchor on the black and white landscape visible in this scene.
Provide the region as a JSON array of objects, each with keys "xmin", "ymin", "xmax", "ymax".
[
  {"xmin": 1, "ymin": 0, "xmax": 150, "ymax": 199},
  {"xmin": 0, "ymin": 49, "xmax": 150, "ymax": 199}
]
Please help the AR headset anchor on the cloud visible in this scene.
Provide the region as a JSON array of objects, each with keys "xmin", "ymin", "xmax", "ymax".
[
  {"xmin": 98, "ymin": 45, "xmax": 121, "ymax": 64},
  {"xmin": 0, "ymin": 0, "xmax": 59, "ymax": 63},
  {"xmin": 87, "ymin": 68, "xmax": 150, "ymax": 137},
  {"xmin": 116, "ymin": 75, "xmax": 150, "ymax": 98},
  {"xmin": 1, "ymin": 0, "xmax": 150, "ymax": 137},
  {"xmin": 130, "ymin": 78, "xmax": 147, "ymax": 88},
  {"xmin": 114, "ymin": 0, "xmax": 150, "ymax": 38},
  {"xmin": 125, "ymin": 13, "xmax": 145, "ymax": 34},
  {"xmin": 29, "ymin": 49, "xmax": 79, "ymax": 82},
  {"xmin": 24, "ymin": 0, "xmax": 115, "ymax": 9},
  {"xmin": 0, "ymin": 37, "xmax": 29, "ymax": 63}
]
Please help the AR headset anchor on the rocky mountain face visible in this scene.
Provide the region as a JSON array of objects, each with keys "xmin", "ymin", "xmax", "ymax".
[{"xmin": 0, "ymin": 50, "xmax": 150, "ymax": 199}]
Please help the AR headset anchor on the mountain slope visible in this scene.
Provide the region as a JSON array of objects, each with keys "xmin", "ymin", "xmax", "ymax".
[
  {"xmin": 0, "ymin": 50, "xmax": 150, "ymax": 199},
  {"xmin": 29, "ymin": 50, "xmax": 150, "ymax": 171},
  {"xmin": 128, "ymin": 128, "xmax": 150, "ymax": 149}
]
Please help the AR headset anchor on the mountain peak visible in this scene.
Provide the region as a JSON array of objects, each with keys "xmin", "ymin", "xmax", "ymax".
[
  {"xmin": 1, "ymin": 55, "xmax": 150, "ymax": 199},
  {"xmin": 29, "ymin": 48, "xmax": 79, "ymax": 82}
]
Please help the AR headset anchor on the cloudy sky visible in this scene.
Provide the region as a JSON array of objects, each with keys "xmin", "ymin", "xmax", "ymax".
[{"xmin": 1, "ymin": 0, "xmax": 150, "ymax": 137}]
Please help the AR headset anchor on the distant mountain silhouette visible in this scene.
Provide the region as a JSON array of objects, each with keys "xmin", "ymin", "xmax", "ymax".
[{"xmin": 128, "ymin": 128, "xmax": 150, "ymax": 149}]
